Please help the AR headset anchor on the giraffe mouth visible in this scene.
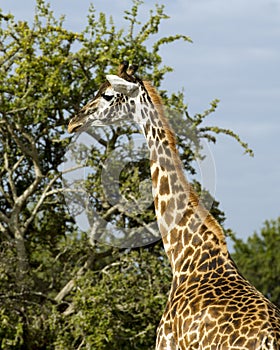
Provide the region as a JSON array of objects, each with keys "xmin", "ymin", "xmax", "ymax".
[
  {"xmin": 68, "ymin": 118, "xmax": 84, "ymax": 133},
  {"xmin": 68, "ymin": 124, "xmax": 82, "ymax": 133}
]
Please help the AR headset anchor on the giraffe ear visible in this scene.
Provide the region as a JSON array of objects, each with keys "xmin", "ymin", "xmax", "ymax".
[{"xmin": 106, "ymin": 74, "xmax": 139, "ymax": 97}]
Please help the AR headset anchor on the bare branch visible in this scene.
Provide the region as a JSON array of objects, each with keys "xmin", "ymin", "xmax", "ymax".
[
  {"xmin": 55, "ymin": 248, "xmax": 113, "ymax": 305},
  {"xmin": 22, "ymin": 164, "xmax": 88, "ymax": 233},
  {"xmin": 5, "ymin": 119, "xmax": 42, "ymax": 175},
  {"xmin": 0, "ymin": 210, "xmax": 9, "ymax": 225},
  {"xmin": 13, "ymin": 228, "xmax": 29, "ymax": 276},
  {"xmin": 100, "ymin": 261, "xmax": 122, "ymax": 276},
  {"xmin": 22, "ymin": 172, "xmax": 62, "ymax": 233},
  {"xmin": 3, "ymin": 150, "xmax": 17, "ymax": 202},
  {"xmin": 0, "ymin": 223, "xmax": 11, "ymax": 239},
  {"xmin": 0, "ymin": 180, "xmax": 14, "ymax": 207},
  {"xmin": 0, "ymin": 291, "xmax": 56, "ymax": 304},
  {"xmin": 61, "ymin": 164, "xmax": 87, "ymax": 175},
  {"xmin": 2, "ymin": 122, "xmax": 43, "ymax": 216},
  {"xmin": 5, "ymin": 106, "xmax": 29, "ymax": 115},
  {"xmin": 12, "ymin": 155, "xmax": 25, "ymax": 173},
  {"xmin": 14, "ymin": 174, "xmax": 43, "ymax": 217}
]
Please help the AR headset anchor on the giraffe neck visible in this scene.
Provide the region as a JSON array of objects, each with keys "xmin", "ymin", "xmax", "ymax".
[{"xmin": 141, "ymin": 81, "xmax": 229, "ymax": 278}]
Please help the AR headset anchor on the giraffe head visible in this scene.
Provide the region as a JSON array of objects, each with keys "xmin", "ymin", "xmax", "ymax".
[{"xmin": 68, "ymin": 63, "xmax": 149, "ymax": 133}]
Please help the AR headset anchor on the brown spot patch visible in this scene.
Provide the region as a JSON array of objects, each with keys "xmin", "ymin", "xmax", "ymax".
[
  {"xmin": 164, "ymin": 212, "xmax": 173, "ymax": 226},
  {"xmin": 152, "ymin": 167, "xmax": 159, "ymax": 188},
  {"xmin": 160, "ymin": 200, "xmax": 166, "ymax": 215},
  {"xmin": 191, "ymin": 234, "xmax": 203, "ymax": 247},
  {"xmin": 159, "ymin": 223, "xmax": 167, "ymax": 236},
  {"xmin": 143, "ymin": 122, "xmax": 150, "ymax": 137},
  {"xmin": 167, "ymin": 198, "xmax": 175, "ymax": 212},
  {"xmin": 159, "ymin": 175, "xmax": 170, "ymax": 195},
  {"xmin": 154, "ymin": 195, "xmax": 159, "ymax": 211},
  {"xmin": 148, "ymin": 137, "xmax": 153, "ymax": 148},
  {"xmin": 169, "ymin": 228, "xmax": 178, "ymax": 245}
]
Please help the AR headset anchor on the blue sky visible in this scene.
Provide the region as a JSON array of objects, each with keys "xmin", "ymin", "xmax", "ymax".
[{"xmin": 2, "ymin": 0, "xmax": 280, "ymax": 245}]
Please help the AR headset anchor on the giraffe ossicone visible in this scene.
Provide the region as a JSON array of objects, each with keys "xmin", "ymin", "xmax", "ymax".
[{"xmin": 68, "ymin": 63, "xmax": 280, "ymax": 350}]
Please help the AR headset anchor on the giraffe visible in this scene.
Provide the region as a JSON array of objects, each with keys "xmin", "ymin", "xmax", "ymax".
[{"xmin": 68, "ymin": 62, "xmax": 280, "ymax": 349}]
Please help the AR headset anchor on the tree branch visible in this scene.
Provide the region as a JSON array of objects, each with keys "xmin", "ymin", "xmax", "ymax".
[
  {"xmin": 4, "ymin": 122, "xmax": 43, "ymax": 216},
  {"xmin": 3, "ymin": 149, "xmax": 18, "ymax": 202},
  {"xmin": 22, "ymin": 172, "xmax": 61, "ymax": 234},
  {"xmin": 55, "ymin": 248, "xmax": 113, "ymax": 305},
  {"xmin": 22, "ymin": 164, "xmax": 87, "ymax": 233},
  {"xmin": 0, "ymin": 210, "xmax": 9, "ymax": 225}
]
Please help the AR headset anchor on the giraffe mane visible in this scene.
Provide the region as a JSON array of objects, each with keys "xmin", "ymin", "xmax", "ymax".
[{"xmin": 142, "ymin": 81, "xmax": 178, "ymax": 155}]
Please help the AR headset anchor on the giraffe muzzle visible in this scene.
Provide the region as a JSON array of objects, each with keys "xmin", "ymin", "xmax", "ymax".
[{"xmin": 68, "ymin": 117, "xmax": 84, "ymax": 133}]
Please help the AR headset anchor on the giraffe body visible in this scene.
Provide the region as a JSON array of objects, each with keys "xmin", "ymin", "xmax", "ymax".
[{"xmin": 68, "ymin": 63, "xmax": 280, "ymax": 349}]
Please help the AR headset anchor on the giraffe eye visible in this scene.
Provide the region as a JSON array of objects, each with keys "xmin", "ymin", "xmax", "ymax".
[{"xmin": 102, "ymin": 93, "xmax": 114, "ymax": 102}]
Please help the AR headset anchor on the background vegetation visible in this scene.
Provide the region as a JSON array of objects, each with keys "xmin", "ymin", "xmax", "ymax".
[{"xmin": 0, "ymin": 1, "xmax": 278, "ymax": 349}]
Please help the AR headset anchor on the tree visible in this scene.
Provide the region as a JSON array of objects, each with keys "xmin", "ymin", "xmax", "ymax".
[
  {"xmin": 0, "ymin": 1, "xmax": 252, "ymax": 348},
  {"xmin": 232, "ymin": 218, "xmax": 280, "ymax": 308}
]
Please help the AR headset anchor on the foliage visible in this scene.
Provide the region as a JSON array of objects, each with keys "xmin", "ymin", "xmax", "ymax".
[
  {"xmin": 52, "ymin": 246, "xmax": 171, "ymax": 350},
  {"xmin": 0, "ymin": 0, "xmax": 254, "ymax": 349},
  {"xmin": 232, "ymin": 218, "xmax": 280, "ymax": 308}
]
